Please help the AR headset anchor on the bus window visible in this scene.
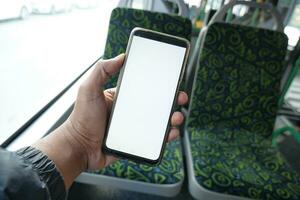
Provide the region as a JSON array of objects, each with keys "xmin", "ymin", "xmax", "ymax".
[
  {"xmin": 205, "ymin": 0, "xmax": 223, "ymax": 12},
  {"xmin": 0, "ymin": 0, "xmax": 119, "ymax": 145},
  {"xmin": 131, "ymin": 0, "xmax": 145, "ymax": 9},
  {"xmin": 284, "ymin": 0, "xmax": 300, "ymax": 47}
]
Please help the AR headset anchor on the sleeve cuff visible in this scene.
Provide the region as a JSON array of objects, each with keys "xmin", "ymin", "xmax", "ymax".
[{"xmin": 16, "ymin": 146, "xmax": 66, "ymax": 200}]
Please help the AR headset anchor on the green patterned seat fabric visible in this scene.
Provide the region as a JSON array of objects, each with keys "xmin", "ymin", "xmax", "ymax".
[
  {"xmin": 186, "ymin": 22, "xmax": 300, "ymax": 199},
  {"xmin": 96, "ymin": 138, "xmax": 184, "ymax": 184},
  {"xmin": 103, "ymin": 7, "xmax": 191, "ymax": 89},
  {"xmin": 93, "ymin": 8, "xmax": 191, "ymax": 184}
]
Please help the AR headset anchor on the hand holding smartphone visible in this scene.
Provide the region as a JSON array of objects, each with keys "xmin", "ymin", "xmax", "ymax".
[{"xmin": 103, "ymin": 28, "xmax": 190, "ymax": 164}]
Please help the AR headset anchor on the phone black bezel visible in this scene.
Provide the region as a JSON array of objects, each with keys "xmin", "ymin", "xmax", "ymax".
[{"xmin": 102, "ymin": 28, "xmax": 190, "ymax": 165}]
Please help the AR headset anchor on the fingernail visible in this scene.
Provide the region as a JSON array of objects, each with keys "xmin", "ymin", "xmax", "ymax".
[{"xmin": 118, "ymin": 53, "xmax": 125, "ymax": 58}]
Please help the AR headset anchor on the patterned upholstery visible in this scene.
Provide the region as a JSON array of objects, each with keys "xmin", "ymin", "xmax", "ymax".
[
  {"xmin": 186, "ymin": 22, "xmax": 300, "ymax": 199},
  {"xmin": 97, "ymin": 139, "xmax": 184, "ymax": 184},
  {"xmin": 92, "ymin": 8, "xmax": 192, "ymax": 184},
  {"xmin": 103, "ymin": 7, "xmax": 191, "ymax": 89}
]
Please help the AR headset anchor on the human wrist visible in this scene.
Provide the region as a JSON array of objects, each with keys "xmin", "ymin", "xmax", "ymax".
[
  {"xmin": 63, "ymin": 119, "xmax": 89, "ymax": 173},
  {"xmin": 31, "ymin": 121, "xmax": 89, "ymax": 188},
  {"xmin": 65, "ymin": 113, "xmax": 105, "ymax": 170}
]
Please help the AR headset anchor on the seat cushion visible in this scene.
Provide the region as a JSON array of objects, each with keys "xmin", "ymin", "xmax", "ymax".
[
  {"xmin": 187, "ymin": 127, "xmax": 300, "ymax": 199},
  {"xmin": 94, "ymin": 138, "xmax": 184, "ymax": 184}
]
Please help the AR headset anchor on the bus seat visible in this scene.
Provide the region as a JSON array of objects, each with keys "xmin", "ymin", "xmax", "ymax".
[
  {"xmin": 75, "ymin": 7, "xmax": 192, "ymax": 197},
  {"xmin": 184, "ymin": 0, "xmax": 284, "ymax": 106},
  {"xmin": 183, "ymin": 21, "xmax": 300, "ymax": 199}
]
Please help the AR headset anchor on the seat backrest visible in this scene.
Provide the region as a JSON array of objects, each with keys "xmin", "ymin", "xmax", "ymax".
[
  {"xmin": 103, "ymin": 7, "xmax": 192, "ymax": 89},
  {"xmin": 184, "ymin": 0, "xmax": 284, "ymax": 99},
  {"xmin": 186, "ymin": 22, "xmax": 288, "ymax": 136}
]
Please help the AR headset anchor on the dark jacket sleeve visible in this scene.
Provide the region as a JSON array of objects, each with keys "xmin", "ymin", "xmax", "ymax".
[{"xmin": 0, "ymin": 147, "xmax": 66, "ymax": 200}]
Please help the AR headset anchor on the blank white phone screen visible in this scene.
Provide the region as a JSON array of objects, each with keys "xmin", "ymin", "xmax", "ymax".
[{"xmin": 106, "ymin": 35, "xmax": 186, "ymax": 160}]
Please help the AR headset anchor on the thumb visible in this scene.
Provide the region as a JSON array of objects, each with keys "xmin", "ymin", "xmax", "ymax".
[
  {"xmin": 93, "ymin": 53, "xmax": 125, "ymax": 87},
  {"xmin": 83, "ymin": 54, "xmax": 125, "ymax": 93}
]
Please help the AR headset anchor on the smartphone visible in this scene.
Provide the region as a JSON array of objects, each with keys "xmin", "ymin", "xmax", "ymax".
[{"xmin": 103, "ymin": 27, "xmax": 190, "ymax": 164}]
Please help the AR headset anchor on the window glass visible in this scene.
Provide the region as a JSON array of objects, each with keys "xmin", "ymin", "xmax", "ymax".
[
  {"xmin": 131, "ymin": 0, "xmax": 145, "ymax": 9},
  {"xmin": 205, "ymin": 0, "xmax": 223, "ymax": 11},
  {"xmin": 231, "ymin": 4, "xmax": 249, "ymax": 17},
  {"xmin": 184, "ymin": 0, "xmax": 200, "ymax": 6},
  {"xmin": 0, "ymin": 0, "xmax": 118, "ymax": 144},
  {"xmin": 163, "ymin": 1, "xmax": 180, "ymax": 14},
  {"xmin": 228, "ymin": 6, "xmax": 276, "ymax": 30},
  {"xmin": 284, "ymin": 1, "xmax": 300, "ymax": 47},
  {"xmin": 288, "ymin": 4, "xmax": 300, "ymax": 28}
]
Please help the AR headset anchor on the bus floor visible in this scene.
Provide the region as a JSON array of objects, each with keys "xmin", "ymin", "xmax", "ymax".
[{"xmin": 68, "ymin": 178, "xmax": 193, "ymax": 200}]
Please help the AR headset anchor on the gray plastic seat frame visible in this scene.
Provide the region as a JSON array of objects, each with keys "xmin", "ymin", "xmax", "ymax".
[{"xmin": 76, "ymin": 172, "xmax": 183, "ymax": 197}]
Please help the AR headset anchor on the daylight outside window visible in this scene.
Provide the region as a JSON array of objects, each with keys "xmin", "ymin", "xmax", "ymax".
[
  {"xmin": 284, "ymin": 1, "xmax": 300, "ymax": 47},
  {"xmin": 0, "ymin": 0, "xmax": 118, "ymax": 144}
]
